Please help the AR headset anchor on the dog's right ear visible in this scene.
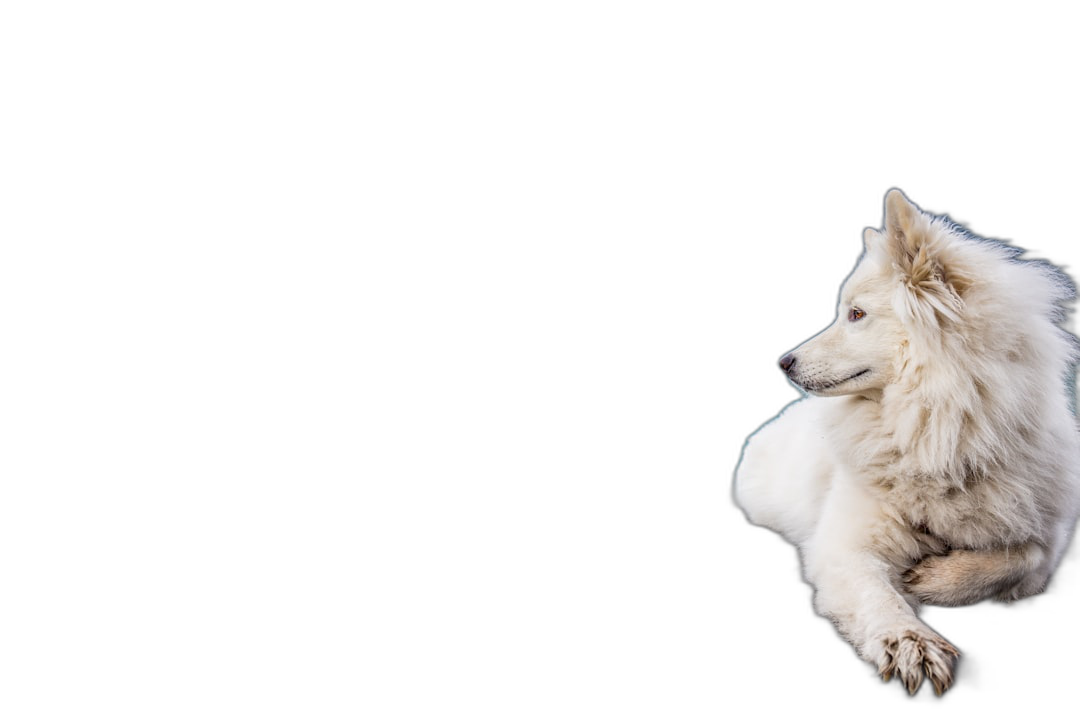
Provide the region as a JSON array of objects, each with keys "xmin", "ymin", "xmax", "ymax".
[{"xmin": 863, "ymin": 227, "xmax": 880, "ymax": 251}]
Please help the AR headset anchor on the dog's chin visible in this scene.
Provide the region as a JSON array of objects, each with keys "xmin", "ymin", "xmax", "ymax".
[{"xmin": 793, "ymin": 368, "xmax": 872, "ymax": 397}]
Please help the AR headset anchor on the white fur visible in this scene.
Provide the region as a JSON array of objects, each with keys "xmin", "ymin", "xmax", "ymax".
[{"xmin": 734, "ymin": 190, "xmax": 1080, "ymax": 695}]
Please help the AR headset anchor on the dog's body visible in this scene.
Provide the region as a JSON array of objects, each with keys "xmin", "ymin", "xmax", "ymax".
[{"xmin": 734, "ymin": 191, "xmax": 1080, "ymax": 694}]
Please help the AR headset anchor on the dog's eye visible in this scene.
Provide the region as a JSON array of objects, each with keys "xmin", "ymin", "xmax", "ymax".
[{"xmin": 848, "ymin": 307, "xmax": 866, "ymax": 322}]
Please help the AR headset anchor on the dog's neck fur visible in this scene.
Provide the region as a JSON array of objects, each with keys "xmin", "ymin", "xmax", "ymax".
[{"xmin": 847, "ymin": 267, "xmax": 1076, "ymax": 488}]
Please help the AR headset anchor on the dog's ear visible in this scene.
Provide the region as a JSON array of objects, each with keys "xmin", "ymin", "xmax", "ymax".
[
  {"xmin": 883, "ymin": 189, "xmax": 935, "ymax": 288},
  {"xmin": 862, "ymin": 227, "xmax": 880, "ymax": 251},
  {"xmin": 883, "ymin": 188, "xmax": 920, "ymax": 264},
  {"xmin": 882, "ymin": 189, "xmax": 968, "ymax": 324}
]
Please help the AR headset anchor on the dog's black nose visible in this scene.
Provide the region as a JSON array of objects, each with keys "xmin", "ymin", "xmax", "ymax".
[{"xmin": 779, "ymin": 353, "xmax": 796, "ymax": 373}]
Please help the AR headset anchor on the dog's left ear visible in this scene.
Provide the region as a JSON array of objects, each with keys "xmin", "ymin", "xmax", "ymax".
[
  {"xmin": 883, "ymin": 188, "xmax": 921, "ymax": 266},
  {"xmin": 882, "ymin": 189, "xmax": 969, "ymax": 323}
]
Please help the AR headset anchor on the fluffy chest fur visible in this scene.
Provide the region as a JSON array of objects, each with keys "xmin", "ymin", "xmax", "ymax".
[
  {"xmin": 878, "ymin": 469, "xmax": 1042, "ymax": 549},
  {"xmin": 831, "ymin": 396, "xmax": 1047, "ymax": 550}
]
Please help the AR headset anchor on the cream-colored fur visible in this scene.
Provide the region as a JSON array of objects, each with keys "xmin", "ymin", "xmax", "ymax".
[{"xmin": 734, "ymin": 190, "xmax": 1080, "ymax": 695}]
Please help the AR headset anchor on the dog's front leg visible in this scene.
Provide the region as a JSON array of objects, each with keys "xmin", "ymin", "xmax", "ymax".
[{"xmin": 805, "ymin": 478, "xmax": 959, "ymax": 695}]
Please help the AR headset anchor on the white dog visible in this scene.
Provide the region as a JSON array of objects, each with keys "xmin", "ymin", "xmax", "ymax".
[{"xmin": 734, "ymin": 190, "xmax": 1080, "ymax": 694}]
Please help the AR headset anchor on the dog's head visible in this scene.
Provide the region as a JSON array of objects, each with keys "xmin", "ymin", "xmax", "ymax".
[{"xmin": 781, "ymin": 189, "xmax": 974, "ymax": 397}]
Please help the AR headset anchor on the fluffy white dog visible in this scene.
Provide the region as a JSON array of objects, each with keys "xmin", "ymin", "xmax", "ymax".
[{"xmin": 734, "ymin": 190, "xmax": 1080, "ymax": 694}]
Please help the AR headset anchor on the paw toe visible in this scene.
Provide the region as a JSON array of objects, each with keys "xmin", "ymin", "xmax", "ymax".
[{"xmin": 876, "ymin": 630, "xmax": 959, "ymax": 695}]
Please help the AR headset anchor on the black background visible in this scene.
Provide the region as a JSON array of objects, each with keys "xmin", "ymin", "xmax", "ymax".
[{"xmin": 548, "ymin": 166, "xmax": 1080, "ymax": 712}]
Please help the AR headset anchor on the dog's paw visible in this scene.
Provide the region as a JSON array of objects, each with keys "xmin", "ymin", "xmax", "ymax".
[
  {"xmin": 875, "ymin": 629, "xmax": 959, "ymax": 695},
  {"xmin": 903, "ymin": 553, "xmax": 990, "ymax": 606},
  {"xmin": 903, "ymin": 554, "xmax": 959, "ymax": 605},
  {"xmin": 905, "ymin": 550, "xmax": 1030, "ymax": 607}
]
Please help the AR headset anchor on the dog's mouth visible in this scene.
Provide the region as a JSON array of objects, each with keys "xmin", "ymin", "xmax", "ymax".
[{"xmin": 801, "ymin": 368, "xmax": 871, "ymax": 393}]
